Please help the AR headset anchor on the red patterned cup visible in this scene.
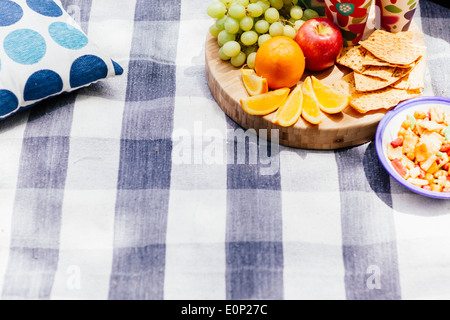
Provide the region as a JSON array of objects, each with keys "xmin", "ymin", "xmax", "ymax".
[
  {"xmin": 324, "ymin": 0, "xmax": 374, "ymax": 46},
  {"xmin": 375, "ymin": 0, "xmax": 419, "ymax": 32}
]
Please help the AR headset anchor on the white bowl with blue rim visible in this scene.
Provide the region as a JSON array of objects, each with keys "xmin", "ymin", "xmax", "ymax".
[{"xmin": 375, "ymin": 96, "xmax": 450, "ymax": 199}]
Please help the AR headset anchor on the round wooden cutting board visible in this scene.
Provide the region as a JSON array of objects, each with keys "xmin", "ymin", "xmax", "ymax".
[{"xmin": 205, "ymin": 21, "xmax": 426, "ymax": 150}]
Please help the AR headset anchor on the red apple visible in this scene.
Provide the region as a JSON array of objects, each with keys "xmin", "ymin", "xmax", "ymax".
[{"xmin": 294, "ymin": 17, "xmax": 343, "ymax": 72}]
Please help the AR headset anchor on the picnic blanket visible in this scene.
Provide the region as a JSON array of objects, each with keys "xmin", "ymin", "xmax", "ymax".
[{"xmin": 0, "ymin": 0, "xmax": 449, "ymax": 300}]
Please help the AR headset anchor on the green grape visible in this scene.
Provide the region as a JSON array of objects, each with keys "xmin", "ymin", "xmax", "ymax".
[
  {"xmin": 215, "ymin": 16, "xmax": 227, "ymax": 29},
  {"xmin": 302, "ymin": 9, "xmax": 319, "ymax": 21},
  {"xmin": 240, "ymin": 16, "xmax": 254, "ymax": 31},
  {"xmin": 246, "ymin": 3, "xmax": 263, "ymax": 17},
  {"xmin": 224, "ymin": 17, "xmax": 240, "ymax": 34},
  {"xmin": 240, "ymin": 30, "xmax": 258, "ymax": 46},
  {"xmin": 236, "ymin": 0, "xmax": 250, "ymax": 6},
  {"xmin": 264, "ymin": 8, "xmax": 279, "ymax": 23},
  {"xmin": 258, "ymin": 33, "xmax": 272, "ymax": 46},
  {"xmin": 209, "ymin": 24, "xmax": 222, "ymax": 37},
  {"xmin": 210, "ymin": 0, "xmax": 319, "ymax": 66},
  {"xmin": 254, "ymin": 19, "xmax": 270, "ymax": 33},
  {"xmin": 246, "ymin": 52, "xmax": 257, "ymax": 69},
  {"xmin": 231, "ymin": 52, "xmax": 247, "ymax": 67},
  {"xmin": 269, "ymin": 21, "xmax": 284, "ymax": 37},
  {"xmin": 206, "ymin": 1, "xmax": 227, "ymax": 19},
  {"xmin": 217, "ymin": 30, "xmax": 236, "ymax": 46},
  {"xmin": 219, "ymin": 47, "xmax": 231, "ymax": 60},
  {"xmin": 269, "ymin": 0, "xmax": 283, "ymax": 10},
  {"xmin": 283, "ymin": 25, "xmax": 297, "ymax": 39},
  {"xmin": 293, "ymin": 19, "xmax": 304, "ymax": 31},
  {"xmin": 244, "ymin": 45, "xmax": 258, "ymax": 56},
  {"xmin": 256, "ymin": 0, "xmax": 270, "ymax": 12},
  {"xmin": 218, "ymin": 0, "xmax": 233, "ymax": 8},
  {"xmin": 222, "ymin": 40, "xmax": 241, "ymax": 57},
  {"xmin": 228, "ymin": 3, "xmax": 246, "ymax": 19},
  {"xmin": 290, "ymin": 5, "xmax": 303, "ymax": 20}
]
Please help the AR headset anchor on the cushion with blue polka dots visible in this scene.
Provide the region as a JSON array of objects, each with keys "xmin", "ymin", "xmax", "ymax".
[{"xmin": 0, "ymin": 0, "xmax": 123, "ymax": 119}]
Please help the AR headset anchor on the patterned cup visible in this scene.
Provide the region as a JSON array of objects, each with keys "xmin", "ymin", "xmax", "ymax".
[
  {"xmin": 324, "ymin": 0, "xmax": 374, "ymax": 46},
  {"xmin": 375, "ymin": 0, "xmax": 419, "ymax": 32}
]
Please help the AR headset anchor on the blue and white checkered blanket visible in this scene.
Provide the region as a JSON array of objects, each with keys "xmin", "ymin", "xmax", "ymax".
[{"xmin": 0, "ymin": 0, "xmax": 449, "ymax": 300}]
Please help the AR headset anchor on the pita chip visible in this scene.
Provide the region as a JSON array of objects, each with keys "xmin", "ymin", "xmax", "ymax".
[
  {"xmin": 391, "ymin": 56, "xmax": 426, "ymax": 90},
  {"xmin": 359, "ymin": 30, "xmax": 422, "ymax": 66},
  {"xmin": 336, "ymin": 45, "xmax": 367, "ymax": 73},
  {"xmin": 354, "ymin": 65, "xmax": 415, "ymax": 91},
  {"xmin": 333, "ymin": 72, "xmax": 422, "ymax": 114}
]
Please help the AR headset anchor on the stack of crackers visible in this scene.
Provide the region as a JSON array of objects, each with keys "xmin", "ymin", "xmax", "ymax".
[{"xmin": 332, "ymin": 29, "xmax": 425, "ymax": 114}]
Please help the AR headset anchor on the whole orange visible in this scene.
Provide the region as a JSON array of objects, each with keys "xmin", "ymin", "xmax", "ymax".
[{"xmin": 254, "ymin": 36, "xmax": 305, "ymax": 90}]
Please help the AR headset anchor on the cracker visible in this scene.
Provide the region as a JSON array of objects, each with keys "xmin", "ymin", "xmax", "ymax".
[
  {"xmin": 362, "ymin": 50, "xmax": 414, "ymax": 68},
  {"xmin": 359, "ymin": 30, "xmax": 422, "ymax": 66},
  {"xmin": 362, "ymin": 65, "xmax": 397, "ymax": 80},
  {"xmin": 332, "ymin": 73, "xmax": 356, "ymax": 96},
  {"xmin": 351, "ymin": 88, "xmax": 422, "ymax": 113},
  {"xmin": 332, "ymin": 72, "xmax": 422, "ymax": 113},
  {"xmin": 336, "ymin": 45, "xmax": 366, "ymax": 73},
  {"xmin": 391, "ymin": 56, "xmax": 426, "ymax": 90},
  {"xmin": 354, "ymin": 65, "xmax": 414, "ymax": 91},
  {"xmin": 362, "ymin": 51, "xmax": 395, "ymax": 67}
]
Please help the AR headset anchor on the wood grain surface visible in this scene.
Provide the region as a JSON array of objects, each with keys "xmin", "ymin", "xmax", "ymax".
[{"xmin": 205, "ymin": 21, "xmax": 426, "ymax": 150}]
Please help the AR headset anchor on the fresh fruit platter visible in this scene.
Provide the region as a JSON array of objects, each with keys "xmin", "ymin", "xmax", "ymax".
[{"xmin": 205, "ymin": 0, "xmax": 427, "ymax": 149}]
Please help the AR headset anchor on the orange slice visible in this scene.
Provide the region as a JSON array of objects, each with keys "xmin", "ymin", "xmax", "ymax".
[
  {"xmin": 272, "ymin": 85, "xmax": 303, "ymax": 127},
  {"xmin": 311, "ymin": 76, "xmax": 351, "ymax": 114},
  {"xmin": 240, "ymin": 88, "xmax": 290, "ymax": 116},
  {"xmin": 301, "ymin": 77, "xmax": 323, "ymax": 125},
  {"xmin": 241, "ymin": 69, "xmax": 269, "ymax": 96}
]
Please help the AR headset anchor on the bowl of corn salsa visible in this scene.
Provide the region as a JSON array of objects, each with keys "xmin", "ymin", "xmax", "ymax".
[{"xmin": 375, "ymin": 96, "xmax": 450, "ymax": 199}]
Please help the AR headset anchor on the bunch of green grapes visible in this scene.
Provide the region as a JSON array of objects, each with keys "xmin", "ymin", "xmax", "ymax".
[{"xmin": 207, "ymin": 0, "xmax": 320, "ymax": 69}]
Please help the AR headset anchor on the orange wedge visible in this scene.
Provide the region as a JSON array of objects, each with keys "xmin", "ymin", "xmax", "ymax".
[
  {"xmin": 240, "ymin": 88, "xmax": 290, "ymax": 116},
  {"xmin": 311, "ymin": 76, "xmax": 351, "ymax": 114},
  {"xmin": 241, "ymin": 69, "xmax": 269, "ymax": 96},
  {"xmin": 272, "ymin": 85, "xmax": 303, "ymax": 127},
  {"xmin": 301, "ymin": 77, "xmax": 323, "ymax": 125}
]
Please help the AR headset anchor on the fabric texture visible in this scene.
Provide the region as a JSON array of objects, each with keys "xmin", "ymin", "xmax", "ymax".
[
  {"xmin": 0, "ymin": 0, "xmax": 449, "ymax": 301},
  {"xmin": 0, "ymin": 0, "xmax": 122, "ymax": 119}
]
